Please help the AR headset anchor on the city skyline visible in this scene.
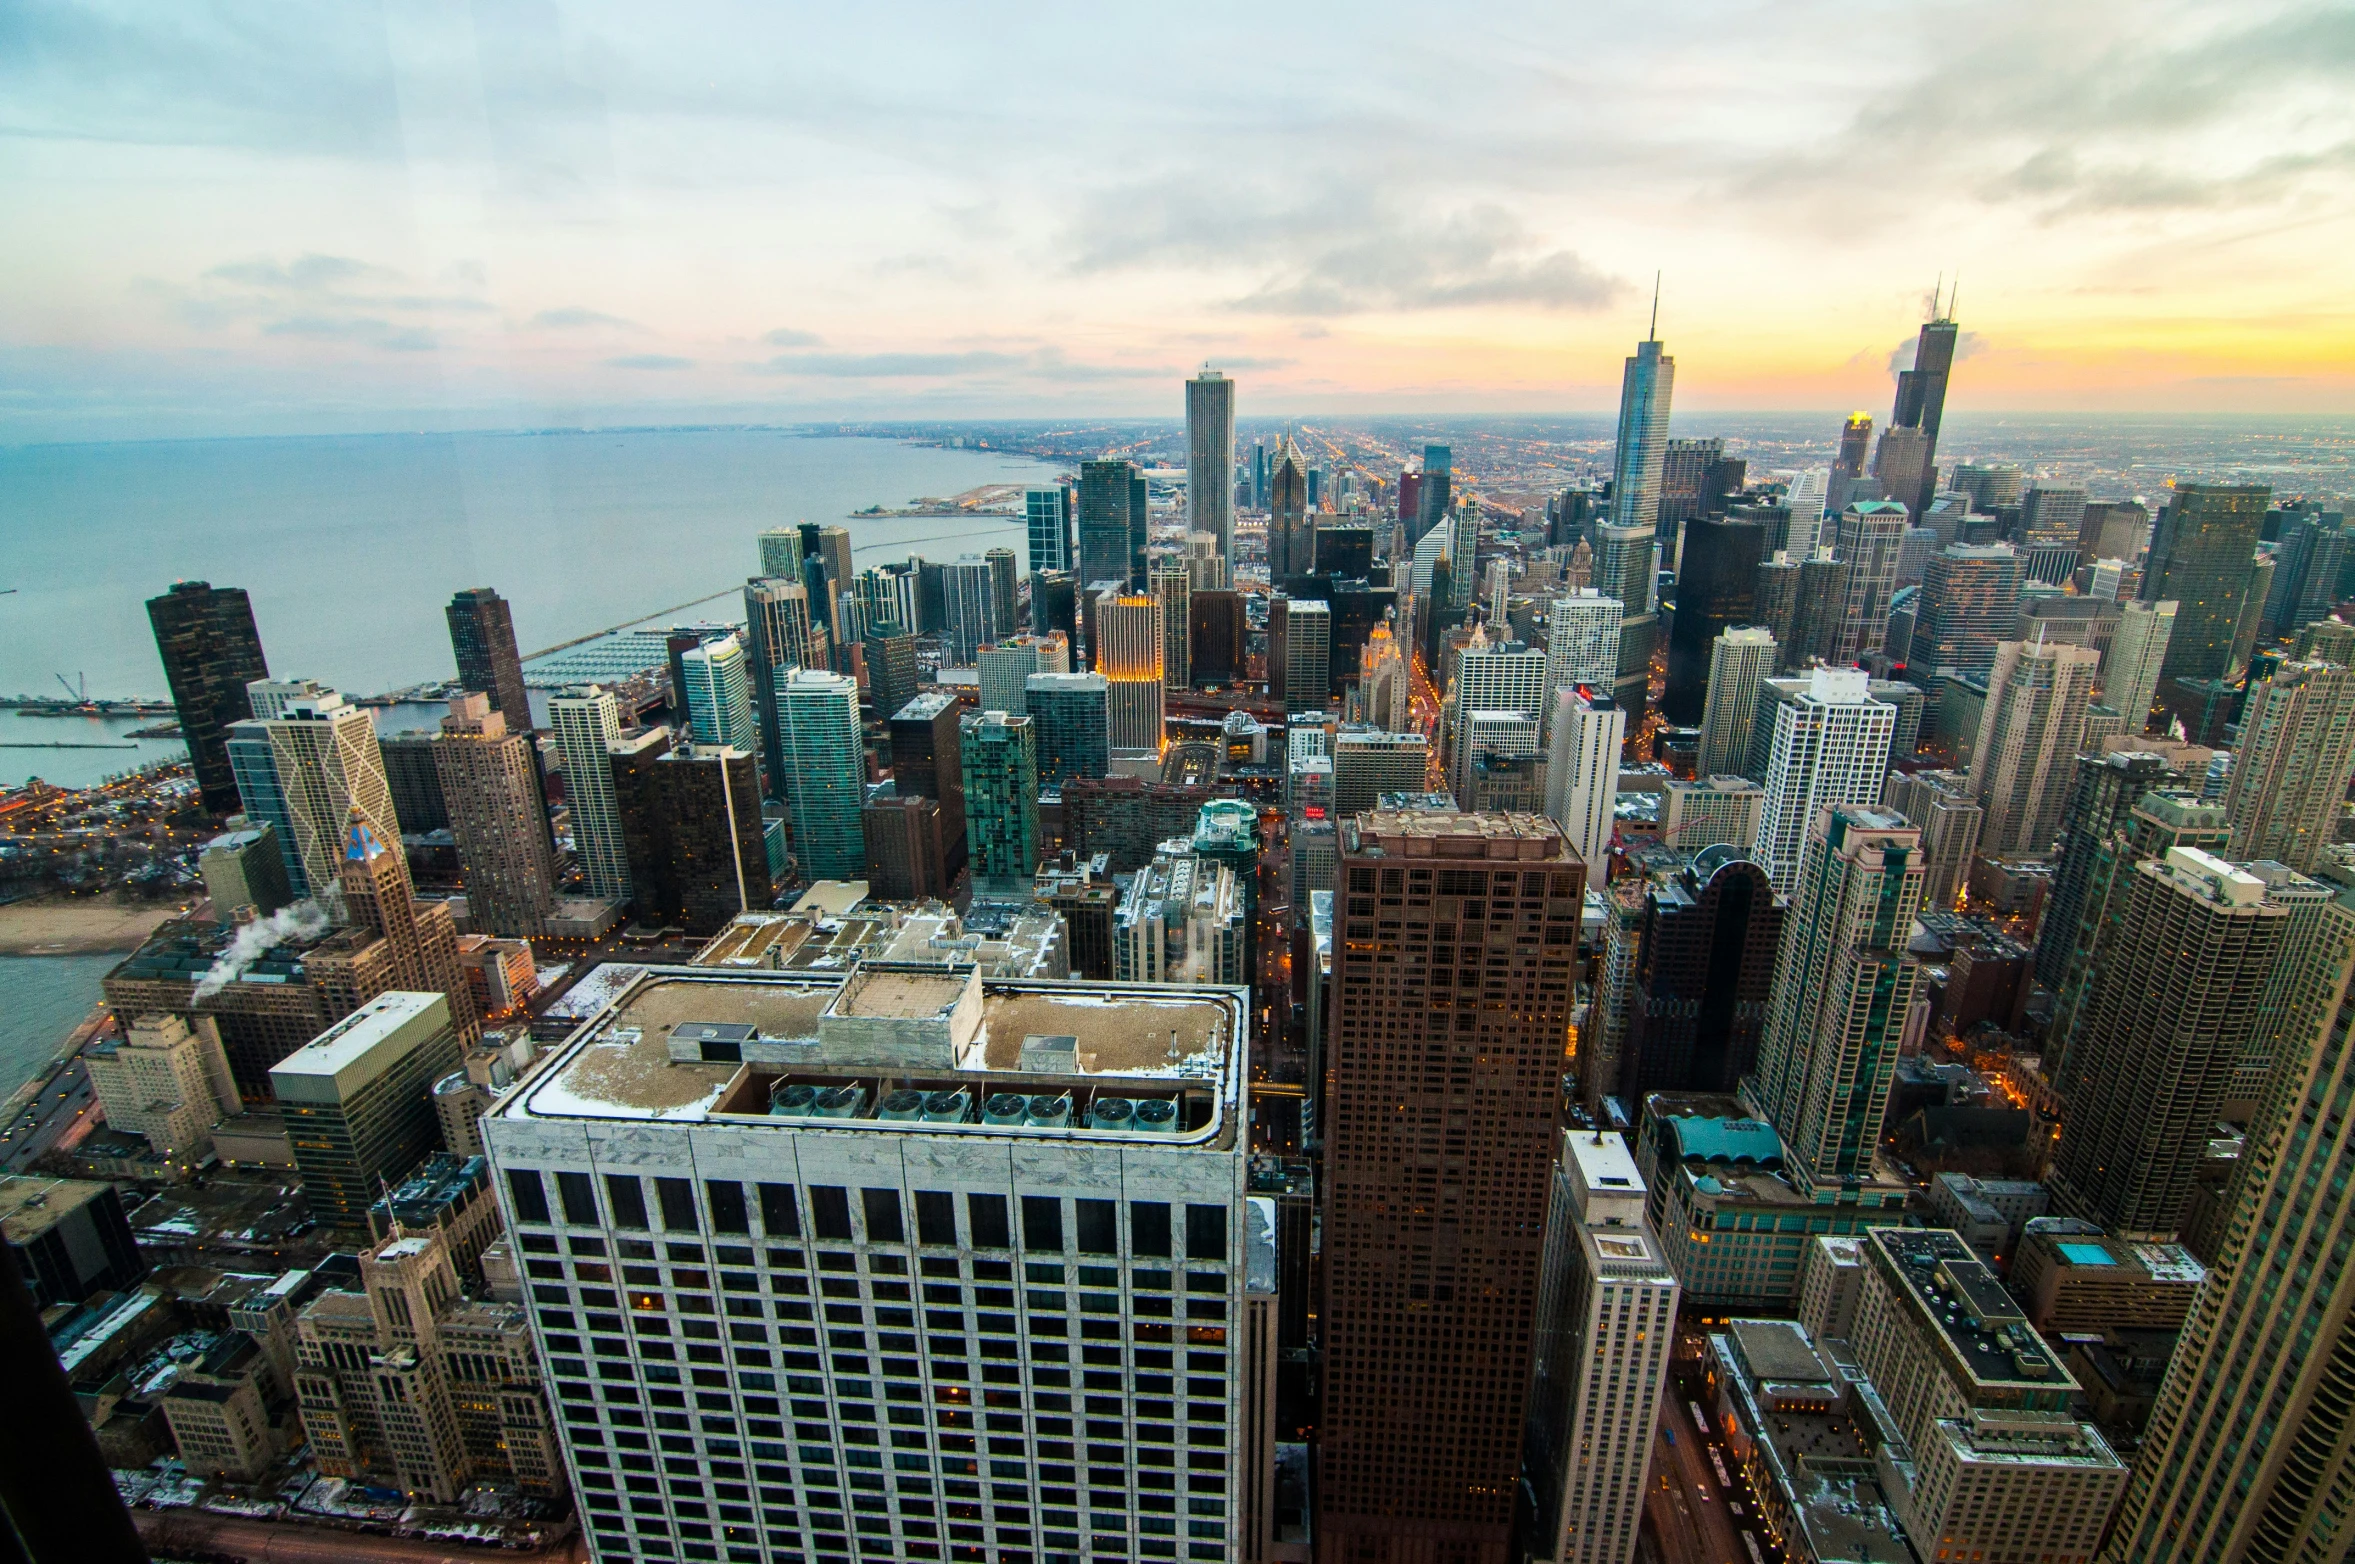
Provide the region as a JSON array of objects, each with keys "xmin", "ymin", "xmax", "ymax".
[{"xmin": 7, "ymin": 3, "xmax": 2354, "ymax": 442}]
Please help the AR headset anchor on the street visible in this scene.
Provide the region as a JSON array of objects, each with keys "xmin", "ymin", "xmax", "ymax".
[
  {"xmin": 1, "ymin": 1050, "xmax": 97, "ymax": 1172},
  {"xmin": 134, "ymin": 1509, "xmax": 584, "ymax": 1563},
  {"xmin": 1643, "ymin": 1369, "xmax": 1778, "ymax": 1564}
]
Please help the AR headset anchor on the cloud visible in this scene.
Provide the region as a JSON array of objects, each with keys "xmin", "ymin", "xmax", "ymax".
[
  {"xmin": 761, "ymin": 328, "xmax": 824, "ymax": 348},
  {"xmin": 261, "ymin": 316, "xmax": 436, "ymax": 351},
  {"xmin": 207, "ymin": 254, "xmax": 397, "ymax": 291},
  {"xmin": 753, "ymin": 347, "xmax": 1167, "ymax": 382},
  {"xmin": 534, "ymin": 306, "xmax": 640, "ymax": 330},
  {"xmin": 1889, "ymin": 329, "xmax": 1992, "ymax": 374},
  {"xmin": 604, "ymin": 353, "xmax": 693, "ymax": 370}
]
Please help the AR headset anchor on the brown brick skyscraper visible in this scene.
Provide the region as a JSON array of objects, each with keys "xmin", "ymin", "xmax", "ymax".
[{"xmin": 1318, "ymin": 809, "xmax": 1584, "ymax": 1563}]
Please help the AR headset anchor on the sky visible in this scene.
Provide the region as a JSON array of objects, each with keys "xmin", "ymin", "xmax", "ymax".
[{"xmin": 4, "ymin": 0, "xmax": 2353, "ymax": 442}]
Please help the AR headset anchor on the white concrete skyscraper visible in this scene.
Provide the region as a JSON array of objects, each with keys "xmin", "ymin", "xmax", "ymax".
[
  {"xmin": 1547, "ymin": 687, "xmax": 1626, "ymax": 872},
  {"xmin": 1543, "ymin": 590, "xmax": 1623, "ymax": 731},
  {"xmin": 679, "ymin": 632, "xmax": 757, "ymax": 752},
  {"xmin": 2223, "ymin": 659, "xmax": 2355, "ymax": 872},
  {"xmin": 1522, "ymin": 1133, "xmax": 1680, "ymax": 1564},
  {"xmin": 1829, "ymin": 500, "xmax": 1912, "ymax": 664},
  {"xmin": 1186, "ymin": 369, "xmax": 1236, "ymax": 561},
  {"xmin": 1696, "ymin": 626, "xmax": 1777, "ymax": 778},
  {"xmin": 1753, "ymin": 666, "xmax": 1898, "ymax": 894},
  {"xmin": 2103, "ymin": 597, "xmax": 2177, "ymax": 736},
  {"xmin": 548, "ymin": 686, "xmax": 631, "ymax": 901},
  {"xmin": 1968, "ymin": 636, "xmax": 2099, "ymax": 856}
]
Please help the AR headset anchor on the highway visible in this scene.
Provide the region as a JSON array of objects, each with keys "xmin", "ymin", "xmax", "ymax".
[{"xmin": 1, "ymin": 1052, "xmax": 97, "ymax": 1172}]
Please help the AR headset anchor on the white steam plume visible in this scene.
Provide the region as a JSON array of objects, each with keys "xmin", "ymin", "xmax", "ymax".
[{"xmin": 193, "ymin": 900, "xmax": 332, "ymax": 1001}]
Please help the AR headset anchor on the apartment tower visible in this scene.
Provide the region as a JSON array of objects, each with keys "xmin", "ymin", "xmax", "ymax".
[{"xmin": 147, "ymin": 579, "xmax": 272, "ymax": 815}]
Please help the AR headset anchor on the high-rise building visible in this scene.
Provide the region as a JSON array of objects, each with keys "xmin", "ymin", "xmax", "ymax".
[
  {"xmin": 1331, "ymin": 727, "xmax": 1431, "ymax": 818},
  {"xmin": 1829, "ymin": 500, "xmax": 1912, "ymax": 663},
  {"xmin": 744, "ymin": 577, "xmax": 816, "ymax": 793},
  {"xmin": 226, "ymin": 682, "xmax": 397, "ymax": 903},
  {"xmin": 147, "ymin": 580, "xmax": 272, "ymax": 814},
  {"xmin": 1663, "ymin": 516, "xmax": 1765, "ymax": 722},
  {"xmin": 960, "ymin": 710, "xmax": 1040, "ymax": 880},
  {"xmin": 757, "ymin": 526, "xmax": 802, "ymax": 580},
  {"xmin": 1112, "ymin": 841, "xmax": 1248, "ymax": 987},
  {"xmin": 861, "ymin": 790, "xmax": 953, "ymax": 901},
  {"xmin": 610, "ymin": 738, "xmax": 771, "ymax": 934},
  {"xmin": 2033, "ymin": 751, "xmax": 2183, "ymax": 989},
  {"xmin": 1885, "ymin": 307, "xmax": 1960, "ymax": 517},
  {"xmin": 85, "ymin": 1012, "xmax": 240, "ymax": 1166},
  {"xmin": 1320, "ymin": 810, "xmax": 1584, "ymax": 1562},
  {"xmin": 1544, "ymin": 590, "xmax": 1623, "ymax": 731},
  {"xmin": 2103, "ymin": 877, "xmax": 2355, "ymax": 1562},
  {"xmin": 1416, "ymin": 443, "xmax": 1453, "ymax": 542},
  {"xmin": 2140, "ymin": 484, "xmax": 2271, "ymax": 726},
  {"xmin": 1915, "ymin": 542, "xmax": 2024, "ymax": 675},
  {"xmin": 2223, "ymin": 660, "xmax": 2355, "ymax": 872},
  {"xmin": 1834, "ymin": 412, "xmax": 1873, "ymax": 481},
  {"xmin": 337, "ymin": 811, "xmax": 479, "ymax": 1035},
  {"xmin": 1847, "ymin": 1230, "xmax": 2126, "ymax": 1563},
  {"xmin": 1968, "ymin": 636, "xmax": 2100, "ymax": 856},
  {"xmin": 1752, "ymin": 667, "xmax": 1899, "ymax": 893},
  {"xmin": 1881, "ymin": 768, "xmax": 1983, "ymax": 911},
  {"xmin": 1747, "ymin": 805, "xmax": 1924, "ymax": 1189},
  {"xmin": 1609, "ymin": 331, "xmax": 1674, "ymax": 531},
  {"xmin": 270, "ymin": 991, "xmax": 462, "ymax": 1232},
  {"xmin": 1546, "ymin": 687, "xmax": 1625, "ymax": 871},
  {"xmin": 777, "ymin": 669, "xmax": 867, "ymax": 882},
  {"xmin": 547, "ymin": 686, "xmax": 631, "ymax": 902},
  {"xmin": 2102, "ymin": 597, "xmax": 2176, "ymax": 735},
  {"xmin": 1025, "ymin": 672, "xmax": 1111, "ymax": 786},
  {"xmin": 1268, "ymin": 435, "xmax": 1312, "ymax": 581},
  {"xmin": 1078, "ymin": 457, "xmax": 1142, "ymax": 590},
  {"xmin": 1871, "ymin": 426, "xmax": 1931, "ymax": 522},
  {"xmin": 1186, "ymin": 369, "xmax": 1236, "ymax": 560},
  {"xmin": 1031, "ymin": 568, "xmax": 1077, "ymax": 644},
  {"xmin": 941, "ymin": 556, "xmax": 1002, "ymax": 663},
  {"xmin": 1188, "ymin": 588, "xmax": 1243, "ymax": 685},
  {"xmin": 480, "ymin": 961, "xmax": 1257, "ymax": 1563},
  {"xmin": 1150, "ymin": 567, "xmax": 1191, "ymax": 689},
  {"xmin": 1269, "ymin": 597, "xmax": 1331, "ymax": 711},
  {"xmin": 978, "ymin": 637, "xmax": 1043, "ymax": 717},
  {"xmin": 2262, "ymin": 509, "xmax": 2348, "ymax": 638},
  {"xmin": 1521, "ymin": 1133, "xmax": 1681, "ymax": 1564},
  {"xmin": 1658, "ymin": 775, "xmax": 1765, "ymax": 853},
  {"xmin": 2078, "ymin": 498, "xmax": 2153, "ymax": 564},
  {"xmin": 2049, "ymin": 846, "xmax": 2321, "ymax": 1237},
  {"xmin": 863, "ymin": 621, "xmax": 918, "ymax": 725},
  {"xmin": 444, "ymin": 587, "xmax": 532, "ymax": 734},
  {"xmin": 1024, "ymin": 484, "xmax": 1073, "ymax": 574},
  {"xmin": 433, "ymin": 693, "xmax": 557, "ymax": 937},
  {"xmin": 1094, "ymin": 592, "xmax": 1165, "ymax": 758},
  {"xmin": 1697, "ymin": 627, "xmax": 1777, "ymax": 777},
  {"xmin": 199, "ymin": 822, "xmax": 292, "ymax": 919},
  {"xmin": 984, "ymin": 546, "xmax": 1019, "ymax": 641},
  {"xmin": 887, "ymin": 690, "xmax": 965, "ymax": 874},
  {"xmin": 1356, "ymin": 622, "xmax": 1410, "ymax": 732},
  {"xmin": 677, "ymin": 632, "xmax": 756, "ymax": 751},
  {"xmin": 1615, "ymin": 849, "xmax": 1782, "ymax": 1101}
]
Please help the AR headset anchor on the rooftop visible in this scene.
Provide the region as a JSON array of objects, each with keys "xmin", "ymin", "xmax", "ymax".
[
  {"xmin": 1716, "ymin": 1321, "xmax": 1913, "ymax": 1564},
  {"xmin": 0, "ymin": 1175, "xmax": 113, "ymax": 1242},
  {"xmin": 1869, "ymin": 1228, "xmax": 2076, "ymax": 1394},
  {"xmin": 268, "ymin": 991, "xmax": 449, "ymax": 1098}
]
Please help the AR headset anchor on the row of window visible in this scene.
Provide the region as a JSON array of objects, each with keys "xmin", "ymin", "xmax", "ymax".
[{"xmin": 508, "ymin": 1169, "xmax": 1228, "ymax": 1260}]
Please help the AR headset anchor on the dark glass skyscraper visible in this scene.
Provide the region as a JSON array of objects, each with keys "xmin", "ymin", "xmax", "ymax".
[
  {"xmin": 1886, "ymin": 306, "xmax": 1959, "ymax": 516},
  {"xmin": 1662, "ymin": 515, "xmax": 1764, "ymax": 723},
  {"xmin": 1617, "ymin": 850, "xmax": 1783, "ymax": 1101},
  {"xmin": 444, "ymin": 587, "xmax": 531, "ymax": 733},
  {"xmin": 1077, "ymin": 458, "xmax": 1141, "ymax": 590},
  {"xmin": 2140, "ymin": 483, "xmax": 2271, "ymax": 728},
  {"xmin": 146, "ymin": 580, "xmax": 271, "ymax": 814}
]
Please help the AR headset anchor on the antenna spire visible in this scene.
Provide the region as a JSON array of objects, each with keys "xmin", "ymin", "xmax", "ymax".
[
  {"xmin": 1649, "ymin": 271, "xmax": 1661, "ymax": 340},
  {"xmin": 1947, "ymin": 274, "xmax": 1960, "ymax": 320}
]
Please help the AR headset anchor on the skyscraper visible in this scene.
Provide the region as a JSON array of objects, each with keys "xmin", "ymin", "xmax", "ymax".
[
  {"xmin": 610, "ymin": 738, "xmax": 771, "ymax": 934},
  {"xmin": 2032, "ymin": 751, "xmax": 2182, "ymax": 990},
  {"xmin": 337, "ymin": 812, "xmax": 478, "ymax": 1040},
  {"xmin": 2140, "ymin": 483, "xmax": 2270, "ymax": 727},
  {"xmin": 1752, "ymin": 667, "xmax": 1899, "ymax": 894},
  {"xmin": 1833, "ymin": 412, "xmax": 1873, "ymax": 481},
  {"xmin": 1024, "ymin": 483, "xmax": 1073, "ymax": 574},
  {"xmin": 1320, "ymin": 809, "xmax": 1584, "ymax": 1563},
  {"xmin": 1880, "ymin": 769, "xmax": 1983, "ymax": 912},
  {"xmin": 2101, "ymin": 882, "xmax": 2355, "ymax": 1562},
  {"xmin": 984, "ymin": 546, "xmax": 1019, "ymax": 639},
  {"xmin": 1094, "ymin": 592, "xmax": 1165, "ymax": 758},
  {"xmin": 1968, "ymin": 637, "xmax": 2100, "ymax": 856},
  {"xmin": 270, "ymin": 991, "xmax": 462, "ymax": 1232},
  {"xmin": 676, "ymin": 632, "xmax": 756, "ymax": 751},
  {"xmin": 977, "ymin": 637, "xmax": 1044, "ymax": 717},
  {"xmin": 1269, "ymin": 597, "xmax": 1331, "ymax": 711},
  {"xmin": 1915, "ymin": 542, "xmax": 2024, "ymax": 676},
  {"xmin": 2103, "ymin": 597, "xmax": 2176, "ymax": 735},
  {"xmin": 1697, "ymin": 627, "xmax": 1777, "ymax": 778},
  {"xmin": 2222, "ymin": 659, "xmax": 2355, "ymax": 871},
  {"xmin": 1747, "ymin": 805, "xmax": 1924, "ymax": 1189},
  {"xmin": 1024, "ymin": 672, "xmax": 1110, "ymax": 785},
  {"xmin": 1521, "ymin": 1133, "xmax": 1681, "ymax": 1564},
  {"xmin": 1188, "ymin": 588, "xmax": 1242, "ymax": 685},
  {"xmin": 887, "ymin": 689, "xmax": 966, "ymax": 878},
  {"xmin": 547, "ymin": 686, "xmax": 631, "ymax": 901},
  {"xmin": 2049, "ymin": 846, "xmax": 2322, "ymax": 1238},
  {"xmin": 1416, "ymin": 443, "xmax": 1453, "ymax": 542},
  {"xmin": 1885, "ymin": 304, "xmax": 1959, "ymax": 517},
  {"xmin": 959, "ymin": 710, "xmax": 1041, "ymax": 879},
  {"xmin": 1150, "ymin": 566, "xmax": 1191, "ymax": 689},
  {"xmin": 862, "ymin": 621, "xmax": 918, "ymax": 725},
  {"xmin": 227, "ymin": 682, "xmax": 397, "ymax": 903},
  {"xmin": 1186, "ymin": 368, "xmax": 1236, "ymax": 560},
  {"xmin": 1546, "ymin": 687, "xmax": 1625, "ymax": 871},
  {"xmin": 1609, "ymin": 328, "xmax": 1674, "ymax": 531},
  {"xmin": 1829, "ymin": 500, "xmax": 1912, "ymax": 663},
  {"xmin": 1268, "ymin": 435, "xmax": 1311, "ymax": 581},
  {"xmin": 147, "ymin": 580, "xmax": 271, "ymax": 814},
  {"xmin": 1331, "ymin": 727, "xmax": 1430, "ymax": 818},
  {"xmin": 941, "ymin": 556, "xmax": 1000, "ymax": 662},
  {"xmin": 432, "ymin": 693, "xmax": 557, "ymax": 937},
  {"xmin": 1615, "ymin": 850, "xmax": 1783, "ymax": 1099},
  {"xmin": 1543, "ymin": 590, "xmax": 1623, "ymax": 729},
  {"xmin": 444, "ymin": 588, "xmax": 532, "ymax": 734},
  {"xmin": 1662, "ymin": 515, "xmax": 1764, "ymax": 722},
  {"xmin": 777, "ymin": 669, "xmax": 867, "ymax": 882},
  {"xmin": 1078, "ymin": 458, "xmax": 1142, "ymax": 590},
  {"xmin": 756, "ymin": 526, "xmax": 802, "ymax": 580},
  {"xmin": 744, "ymin": 577, "xmax": 815, "ymax": 793}
]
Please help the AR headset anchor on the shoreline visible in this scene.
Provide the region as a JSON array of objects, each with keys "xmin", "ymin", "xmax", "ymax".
[{"xmin": 0, "ymin": 896, "xmax": 189, "ymax": 957}]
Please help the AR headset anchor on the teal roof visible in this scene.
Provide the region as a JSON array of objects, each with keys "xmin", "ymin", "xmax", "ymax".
[
  {"xmin": 2056, "ymin": 1241, "xmax": 2117, "ymax": 1266},
  {"xmin": 1666, "ymin": 1115, "xmax": 1784, "ymax": 1167}
]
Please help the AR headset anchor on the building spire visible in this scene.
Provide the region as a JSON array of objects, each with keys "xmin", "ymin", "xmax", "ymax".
[{"xmin": 1648, "ymin": 271, "xmax": 1661, "ymax": 340}]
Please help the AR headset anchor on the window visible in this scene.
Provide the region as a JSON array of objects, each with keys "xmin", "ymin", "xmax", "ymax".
[
  {"xmin": 1184, "ymin": 1206, "xmax": 1226, "ymax": 1261},
  {"xmin": 915, "ymin": 1190, "xmax": 958, "ymax": 1247},
  {"xmin": 758, "ymin": 1183, "xmax": 801, "ymax": 1239},
  {"xmin": 558, "ymin": 1171, "xmax": 599, "ymax": 1225},
  {"xmin": 707, "ymin": 1181, "xmax": 750, "ymax": 1235},
  {"xmin": 656, "ymin": 1178, "xmax": 699, "ymax": 1231},
  {"xmin": 1022, "ymin": 1197, "xmax": 1064, "ymax": 1252},
  {"xmin": 863, "ymin": 1189, "xmax": 905, "ymax": 1244},
  {"xmin": 509, "ymin": 1169, "xmax": 551, "ymax": 1224},
  {"xmin": 968, "ymin": 1194, "xmax": 1011, "ymax": 1249},
  {"xmin": 812, "ymin": 1186, "xmax": 854, "ymax": 1242},
  {"xmin": 607, "ymin": 1175, "xmax": 650, "ymax": 1230},
  {"xmin": 1075, "ymin": 1200, "xmax": 1117, "ymax": 1255},
  {"xmin": 1131, "ymin": 1202, "xmax": 1172, "ymax": 1258}
]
